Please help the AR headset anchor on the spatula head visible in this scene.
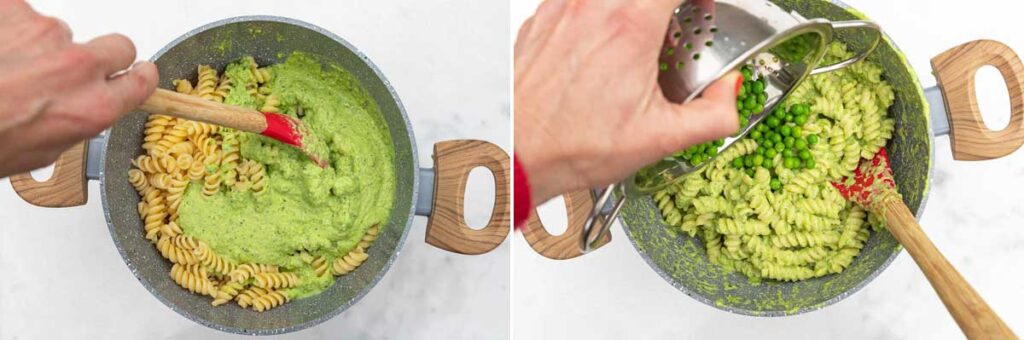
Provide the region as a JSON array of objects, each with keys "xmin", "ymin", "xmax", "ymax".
[
  {"xmin": 260, "ymin": 111, "xmax": 329, "ymax": 168},
  {"xmin": 831, "ymin": 147, "xmax": 896, "ymax": 207}
]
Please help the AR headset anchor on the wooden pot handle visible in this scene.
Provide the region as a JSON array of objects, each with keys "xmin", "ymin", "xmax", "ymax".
[
  {"xmin": 9, "ymin": 141, "xmax": 89, "ymax": 208},
  {"xmin": 876, "ymin": 197, "xmax": 1017, "ymax": 339},
  {"xmin": 932, "ymin": 39, "xmax": 1024, "ymax": 160},
  {"xmin": 521, "ymin": 190, "xmax": 610, "ymax": 259},
  {"xmin": 424, "ymin": 140, "xmax": 510, "ymax": 255}
]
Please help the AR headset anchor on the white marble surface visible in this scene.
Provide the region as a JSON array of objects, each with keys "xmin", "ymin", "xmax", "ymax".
[
  {"xmin": 513, "ymin": 0, "xmax": 1024, "ymax": 339},
  {"xmin": 0, "ymin": 1, "xmax": 509, "ymax": 339}
]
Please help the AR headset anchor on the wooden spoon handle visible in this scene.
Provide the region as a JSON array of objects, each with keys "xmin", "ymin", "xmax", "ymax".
[
  {"xmin": 139, "ymin": 88, "xmax": 267, "ymax": 134},
  {"xmin": 878, "ymin": 198, "xmax": 1017, "ymax": 339}
]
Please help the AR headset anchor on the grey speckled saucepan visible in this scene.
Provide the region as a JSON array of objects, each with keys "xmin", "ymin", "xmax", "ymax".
[
  {"xmin": 522, "ymin": 0, "xmax": 1024, "ymax": 317},
  {"xmin": 9, "ymin": 16, "xmax": 510, "ymax": 335}
]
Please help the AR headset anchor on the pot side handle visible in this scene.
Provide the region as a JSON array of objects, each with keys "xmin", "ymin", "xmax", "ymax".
[
  {"xmin": 521, "ymin": 190, "xmax": 610, "ymax": 260},
  {"xmin": 10, "ymin": 140, "xmax": 89, "ymax": 207},
  {"xmin": 931, "ymin": 39, "xmax": 1024, "ymax": 160},
  {"xmin": 424, "ymin": 140, "xmax": 510, "ymax": 255}
]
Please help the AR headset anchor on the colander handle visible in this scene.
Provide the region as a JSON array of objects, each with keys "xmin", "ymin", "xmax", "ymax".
[
  {"xmin": 520, "ymin": 188, "xmax": 613, "ymax": 260},
  {"xmin": 931, "ymin": 39, "xmax": 1024, "ymax": 160},
  {"xmin": 421, "ymin": 140, "xmax": 511, "ymax": 255},
  {"xmin": 9, "ymin": 140, "xmax": 90, "ymax": 208},
  {"xmin": 809, "ymin": 20, "xmax": 882, "ymax": 75}
]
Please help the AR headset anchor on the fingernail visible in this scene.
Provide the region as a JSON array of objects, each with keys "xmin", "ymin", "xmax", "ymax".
[{"xmin": 734, "ymin": 73, "xmax": 743, "ymax": 95}]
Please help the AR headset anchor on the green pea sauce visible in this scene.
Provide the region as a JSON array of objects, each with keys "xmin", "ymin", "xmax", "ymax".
[{"xmin": 177, "ymin": 53, "xmax": 395, "ymax": 299}]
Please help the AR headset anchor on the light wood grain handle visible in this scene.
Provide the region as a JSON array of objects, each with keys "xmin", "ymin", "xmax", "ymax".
[
  {"xmin": 139, "ymin": 88, "xmax": 267, "ymax": 133},
  {"xmin": 877, "ymin": 198, "xmax": 1017, "ymax": 339},
  {"xmin": 521, "ymin": 190, "xmax": 610, "ymax": 259},
  {"xmin": 10, "ymin": 141, "xmax": 89, "ymax": 207},
  {"xmin": 424, "ymin": 140, "xmax": 510, "ymax": 255},
  {"xmin": 932, "ymin": 39, "xmax": 1024, "ymax": 160}
]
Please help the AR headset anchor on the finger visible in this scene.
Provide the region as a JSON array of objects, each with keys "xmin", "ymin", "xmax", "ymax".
[
  {"xmin": 106, "ymin": 61, "xmax": 158, "ymax": 113},
  {"xmin": 632, "ymin": 71, "xmax": 742, "ymax": 156},
  {"xmin": 82, "ymin": 33, "xmax": 136, "ymax": 76},
  {"xmin": 53, "ymin": 17, "xmax": 72, "ymax": 41}
]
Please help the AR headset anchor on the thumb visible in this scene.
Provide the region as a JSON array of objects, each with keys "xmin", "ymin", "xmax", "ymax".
[{"xmin": 633, "ymin": 71, "xmax": 742, "ymax": 157}]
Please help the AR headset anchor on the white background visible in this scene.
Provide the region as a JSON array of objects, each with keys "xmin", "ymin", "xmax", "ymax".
[
  {"xmin": 513, "ymin": 0, "xmax": 1024, "ymax": 339},
  {"xmin": 0, "ymin": 1, "xmax": 509, "ymax": 339}
]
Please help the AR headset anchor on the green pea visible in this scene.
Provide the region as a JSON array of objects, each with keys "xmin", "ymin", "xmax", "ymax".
[
  {"xmin": 785, "ymin": 114, "xmax": 794, "ymax": 122},
  {"xmin": 799, "ymin": 149, "xmax": 811, "ymax": 160},
  {"xmin": 774, "ymin": 142, "xmax": 785, "ymax": 151},
  {"xmin": 752, "ymin": 81, "xmax": 764, "ymax": 93},
  {"xmin": 773, "ymin": 108, "xmax": 786, "ymax": 119},
  {"xmin": 693, "ymin": 155, "xmax": 705, "ymax": 165},
  {"xmin": 738, "ymin": 86, "xmax": 748, "ymax": 98},
  {"xmin": 739, "ymin": 109, "xmax": 750, "ymax": 117},
  {"xmin": 737, "ymin": 101, "xmax": 744, "ymax": 110},
  {"xmin": 745, "ymin": 168, "xmax": 755, "ymax": 177},
  {"xmin": 772, "ymin": 133, "xmax": 783, "ymax": 144},
  {"xmin": 765, "ymin": 148, "xmax": 777, "ymax": 158},
  {"xmin": 762, "ymin": 158, "xmax": 773, "ymax": 168},
  {"xmin": 750, "ymin": 131, "xmax": 762, "ymax": 139},
  {"xmin": 752, "ymin": 154, "xmax": 764, "ymax": 167},
  {"xmin": 780, "ymin": 125, "xmax": 792, "ymax": 136},
  {"xmin": 754, "ymin": 137, "xmax": 765, "ymax": 146},
  {"xmin": 791, "ymin": 126, "xmax": 803, "ymax": 138},
  {"xmin": 660, "ymin": 63, "xmax": 668, "ymax": 71},
  {"xmin": 757, "ymin": 93, "xmax": 767, "ymax": 104},
  {"xmin": 793, "ymin": 104, "xmax": 808, "ymax": 115},
  {"xmin": 732, "ymin": 157, "xmax": 744, "ymax": 168},
  {"xmin": 787, "ymin": 157, "xmax": 800, "ymax": 169},
  {"xmin": 741, "ymin": 68, "xmax": 752, "ymax": 79},
  {"xmin": 804, "ymin": 159, "xmax": 816, "ymax": 169},
  {"xmin": 770, "ymin": 178, "xmax": 782, "ymax": 190},
  {"xmin": 757, "ymin": 123, "xmax": 768, "ymax": 132},
  {"xmin": 795, "ymin": 139, "xmax": 808, "ymax": 150},
  {"xmin": 714, "ymin": 139, "xmax": 725, "ymax": 147},
  {"xmin": 783, "ymin": 149, "xmax": 795, "ymax": 158},
  {"xmin": 744, "ymin": 155, "xmax": 754, "ymax": 167},
  {"xmin": 794, "ymin": 114, "xmax": 808, "ymax": 125},
  {"xmin": 745, "ymin": 97, "xmax": 757, "ymax": 110},
  {"xmin": 739, "ymin": 117, "xmax": 749, "ymax": 127},
  {"xmin": 766, "ymin": 117, "xmax": 780, "ymax": 127},
  {"xmin": 705, "ymin": 147, "xmax": 717, "ymax": 157},
  {"xmin": 784, "ymin": 136, "xmax": 795, "ymax": 147},
  {"xmin": 763, "ymin": 139, "xmax": 774, "ymax": 148},
  {"xmin": 755, "ymin": 147, "xmax": 765, "ymax": 155},
  {"xmin": 807, "ymin": 134, "xmax": 819, "ymax": 145}
]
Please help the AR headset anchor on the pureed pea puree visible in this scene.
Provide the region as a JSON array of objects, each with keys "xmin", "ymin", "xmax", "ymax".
[{"xmin": 177, "ymin": 53, "xmax": 396, "ymax": 298}]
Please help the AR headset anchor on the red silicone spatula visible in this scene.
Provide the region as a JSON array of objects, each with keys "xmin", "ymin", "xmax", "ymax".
[
  {"xmin": 832, "ymin": 148, "xmax": 1016, "ymax": 339},
  {"xmin": 139, "ymin": 88, "xmax": 329, "ymax": 168}
]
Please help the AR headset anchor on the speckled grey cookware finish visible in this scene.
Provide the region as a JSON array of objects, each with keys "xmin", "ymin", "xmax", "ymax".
[
  {"xmin": 618, "ymin": 0, "xmax": 935, "ymax": 315},
  {"xmin": 99, "ymin": 17, "xmax": 418, "ymax": 334}
]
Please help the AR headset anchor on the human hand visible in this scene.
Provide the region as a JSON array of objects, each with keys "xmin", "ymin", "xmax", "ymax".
[
  {"xmin": 0, "ymin": 0, "xmax": 157, "ymax": 177},
  {"xmin": 514, "ymin": 0, "xmax": 742, "ymax": 205}
]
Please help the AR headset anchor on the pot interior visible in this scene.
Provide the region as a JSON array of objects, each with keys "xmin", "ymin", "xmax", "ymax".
[
  {"xmin": 620, "ymin": 0, "xmax": 932, "ymax": 315},
  {"xmin": 100, "ymin": 17, "xmax": 417, "ymax": 334}
]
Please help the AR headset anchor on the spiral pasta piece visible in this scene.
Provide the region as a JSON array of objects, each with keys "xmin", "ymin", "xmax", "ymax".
[
  {"xmin": 235, "ymin": 286, "xmax": 268, "ymax": 308},
  {"xmin": 194, "ymin": 243, "xmax": 236, "ymax": 277},
  {"xmin": 170, "ymin": 263, "xmax": 217, "ymax": 297},
  {"xmin": 251, "ymin": 290, "xmax": 289, "ymax": 312},
  {"xmin": 357, "ymin": 224, "xmax": 380, "ymax": 251},
  {"xmin": 212, "ymin": 281, "xmax": 244, "ymax": 306},
  {"xmin": 332, "ymin": 249, "xmax": 369, "ymax": 276},
  {"xmin": 253, "ymin": 272, "xmax": 299, "ymax": 289},
  {"xmin": 228, "ymin": 263, "xmax": 279, "ymax": 283},
  {"xmin": 157, "ymin": 235, "xmax": 197, "ymax": 265}
]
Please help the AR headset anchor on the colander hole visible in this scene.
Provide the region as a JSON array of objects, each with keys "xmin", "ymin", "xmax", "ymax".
[
  {"xmin": 676, "ymin": 61, "xmax": 684, "ymax": 69},
  {"xmin": 704, "ymin": 14, "xmax": 713, "ymax": 20},
  {"xmin": 659, "ymin": 62, "xmax": 668, "ymax": 71},
  {"xmin": 666, "ymin": 47, "xmax": 675, "ymax": 56},
  {"xmin": 693, "ymin": 53, "xmax": 701, "ymax": 60},
  {"xmin": 694, "ymin": 28, "xmax": 702, "ymax": 34},
  {"xmin": 710, "ymin": 27, "xmax": 719, "ymax": 33},
  {"xmin": 683, "ymin": 17, "xmax": 692, "ymax": 23},
  {"xmin": 673, "ymin": 31, "xmax": 682, "ymax": 38},
  {"xmin": 692, "ymin": 7, "xmax": 699, "ymax": 13},
  {"xmin": 705, "ymin": 40, "xmax": 714, "ymax": 47},
  {"xmin": 684, "ymin": 42, "xmax": 693, "ymax": 49}
]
